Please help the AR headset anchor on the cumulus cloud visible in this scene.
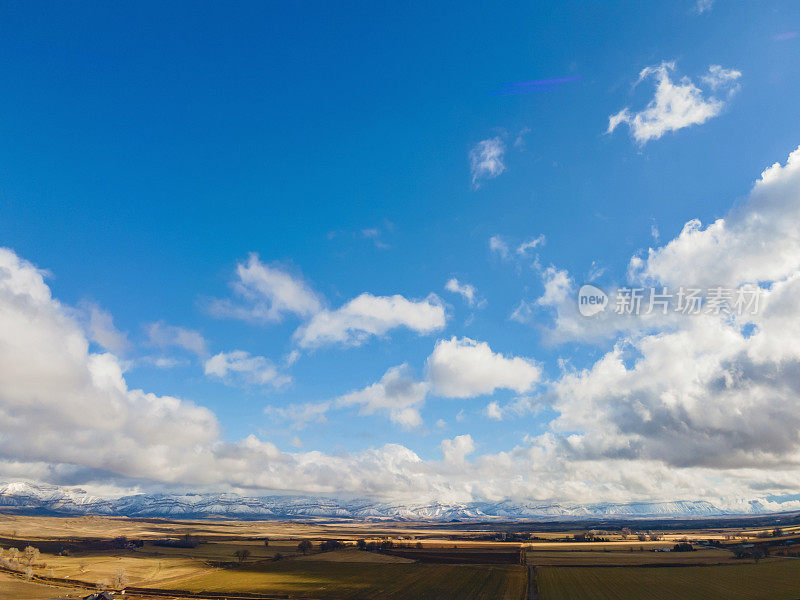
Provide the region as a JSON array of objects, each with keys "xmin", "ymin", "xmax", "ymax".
[
  {"xmin": 206, "ymin": 253, "xmax": 322, "ymax": 324},
  {"xmin": 0, "ymin": 248, "xmax": 220, "ymax": 484},
  {"xmin": 0, "ymin": 249, "xmax": 473, "ymax": 500},
  {"xmin": 633, "ymin": 145, "xmax": 800, "ymax": 289},
  {"xmin": 337, "ymin": 364, "xmax": 428, "ymax": 429},
  {"xmin": 146, "ymin": 321, "xmax": 207, "ymax": 356},
  {"xmin": 441, "ymin": 434, "xmax": 475, "ymax": 465},
  {"xmin": 607, "ymin": 62, "xmax": 741, "ymax": 144},
  {"xmin": 204, "ymin": 350, "xmax": 290, "ymax": 388},
  {"xmin": 7, "ymin": 146, "xmax": 800, "ymax": 508},
  {"xmin": 427, "ymin": 337, "xmax": 541, "ymax": 398},
  {"xmin": 539, "ymin": 145, "xmax": 800, "ymax": 488},
  {"xmin": 295, "ymin": 293, "xmax": 446, "ymax": 348},
  {"xmin": 470, "ymin": 137, "xmax": 506, "ymax": 187}
]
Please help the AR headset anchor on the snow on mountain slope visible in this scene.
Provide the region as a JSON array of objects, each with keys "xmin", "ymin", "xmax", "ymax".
[{"xmin": 0, "ymin": 481, "xmax": 783, "ymax": 521}]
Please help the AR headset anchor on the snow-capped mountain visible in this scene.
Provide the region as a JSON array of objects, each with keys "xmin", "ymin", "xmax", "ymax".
[{"xmin": 0, "ymin": 481, "xmax": 785, "ymax": 521}]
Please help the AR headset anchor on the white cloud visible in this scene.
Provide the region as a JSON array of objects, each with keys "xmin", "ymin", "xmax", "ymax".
[
  {"xmin": 427, "ymin": 337, "xmax": 541, "ymax": 398},
  {"xmin": 510, "ymin": 300, "xmax": 535, "ymax": 324},
  {"xmin": 633, "ymin": 145, "xmax": 800, "ymax": 289},
  {"xmin": 0, "ymin": 248, "xmax": 221, "ymax": 485},
  {"xmin": 470, "ymin": 137, "xmax": 506, "ymax": 187},
  {"xmin": 264, "ymin": 401, "xmax": 332, "ymax": 430},
  {"xmin": 607, "ymin": 62, "xmax": 741, "ymax": 144},
  {"xmin": 695, "ymin": 0, "xmax": 713, "ymax": 14},
  {"xmin": 483, "ymin": 396, "xmax": 540, "ymax": 421},
  {"xmin": 206, "ymin": 253, "xmax": 322, "ymax": 324},
  {"xmin": 484, "ymin": 401, "xmax": 503, "ymax": 421},
  {"xmin": 517, "ymin": 234, "xmax": 546, "ymax": 255},
  {"xmin": 9, "ymin": 147, "xmax": 800, "ymax": 508},
  {"xmin": 701, "ymin": 65, "xmax": 742, "ymax": 91},
  {"xmin": 204, "ymin": 350, "xmax": 290, "ymax": 388},
  {"xmin": 445, "ymin": 278, "xmax": 479, "ymax": 306},
  {"xmin": 489, "ymin": 235, "xmax": 510, "ymax": 259},
  {"xmin": 295, "ymin": 293, "xmax": 446, "ymax": 348},
  {"xmin": 146, "ymin": 321, "xmax": 207, "ymax": 356},
  {"xmin": 337, "ymin": 364, "xmax": 428, "ymax": 429},
  {"xmin": 78, "ymin": 301, "xmax": 130, "ymax": 355},
  {"xmin": 441, "ymin": 434, "xmax": 475, "ymax": 465},
  {"xmin": 536, "ymin": 146, "xmax": 800, "ymax": 491},
  {"xmin": 361, "ymin": 227, "xmax": 389, "ymax": 249}
]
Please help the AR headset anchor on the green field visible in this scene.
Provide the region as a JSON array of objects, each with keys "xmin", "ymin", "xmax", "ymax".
[
  {"xmin": 537, "ymin": 560, "xmax": 800, "ymax": 600},
  {"xmin": 175, "ymin": 560, "xmax": 527, "ymax": 600}
]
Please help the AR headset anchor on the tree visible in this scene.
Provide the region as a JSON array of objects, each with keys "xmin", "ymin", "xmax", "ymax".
[
  {"xmin": 416, "ymin": 542, "xmax": 423, "ymax": 549},
  {"xmin": 356, "ymin": 539, "xmax": 367, "ymax": 551},
  {"xmin": 23, "ymin": 546, "xmax": 40, "ymax": 568},
  {"xmin": 112, "ymin": 568, "xmax": 129, "ymax": 589},
  {"xmin": 320, "ymin": 539, "xmax": 344, "ymax": 552},
  {"xmin": 298, "ymin": 540, "xmax": 313, "ymax": 555},
  {"xmin": 773, "ymin": 528, "xmax": 784, "ymax": 537},
  {"xmin": 272, "ymin": 552, "xmax": 283, "ymax": 561},
  {"xmin": 233, "ymin": 549, "xmax": 251, "ymax": 564},
  {"xmin": 263, "ymin": 538, "xmax": 270, "ymax": 548}
]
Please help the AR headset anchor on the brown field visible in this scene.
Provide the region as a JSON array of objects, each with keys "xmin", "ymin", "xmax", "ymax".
[
  {"xmin": 526, "ymin": 547, "xmax": 740, "ymax": 566},
  {"xmin": 537, "ymin": 559, "xmax": 800, "ymax": 600},
  {"xmin": 0, "ymin": 571, "xmax": 84, "ymax": 600},
  {"xmin": 1, "ymin": 513, "xmax": 799, "ymax": 600},
  {"xmin": 291, "ymin": 548, "xmax": 414, "ymax": 562},
  {"xmin": 174, "ymin": 561, "xmax": 527, "ymax": 599}
]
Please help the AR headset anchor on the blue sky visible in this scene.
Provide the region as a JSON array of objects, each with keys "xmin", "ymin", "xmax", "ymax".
[{"xmin": 2, "ymin": 1, "xmax": 800, "ymax": 505}]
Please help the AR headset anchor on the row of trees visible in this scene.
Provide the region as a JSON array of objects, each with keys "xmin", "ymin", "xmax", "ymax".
[{"xmin": 0, "ymin": 545, "xmax": 41, "ymax": 581}]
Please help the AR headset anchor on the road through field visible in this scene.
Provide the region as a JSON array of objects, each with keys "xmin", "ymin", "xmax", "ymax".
[{"xmin": 528, "ymin": 566, "xmax": 538, "ymax": 600}]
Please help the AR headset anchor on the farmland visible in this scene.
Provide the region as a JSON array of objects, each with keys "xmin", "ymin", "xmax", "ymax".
[
  {"xmin": 537, "ymin": 560, "xmax": 800, "ymax": 600},
  {"xmin": 177, "ymin": 561, "xmax": 526, "ymax": 599},
  {"xmin": 0, "ymin": 513, "xmax": 799, "ymax": 599}
]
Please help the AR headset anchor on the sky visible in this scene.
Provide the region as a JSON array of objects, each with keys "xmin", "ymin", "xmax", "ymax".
[{"xmin": 1, "ymin": 1, "xmax": 800, "ymax": 508}]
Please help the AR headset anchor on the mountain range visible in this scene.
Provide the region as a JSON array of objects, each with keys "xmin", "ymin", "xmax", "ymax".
[{"xmin": 0, "ymin": 481, "xmax": 780, "ymax": 522}]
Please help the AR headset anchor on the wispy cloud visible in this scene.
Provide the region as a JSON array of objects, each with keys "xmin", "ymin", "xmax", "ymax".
[
  {"xmin": 204, "ymin": 350, "xmax": 290, "ymax": 389},
  {"xmin": 470, "ymin": 137, "xmax": 506, "ymax": 187},
  {"xmin": 146, "ymin": 321, "xmax": 207, "ymax": 356},
  {"xmin": 607, "ymin": 62, "xmax": 741, "ymax": 145},
  {"xmin": 205, "ymin": 254, "xmax": 322, "ymax": 325},
  {"xmin": 445, "ymin": 278, "xmax": 480, "ymax": 307},
  {"xmin": 517, "ymin": 234, "xmax": 546, "ymax": 256},
  {"xmin": 694, "ymin": 0, "xmax": 714, "ymax": 14},
  {"xmin": 489, "ymin": 235, "xmax": 510, "ymax": 260}
]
